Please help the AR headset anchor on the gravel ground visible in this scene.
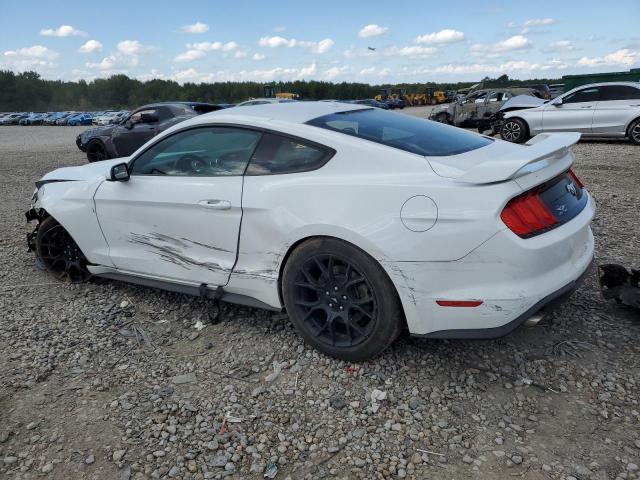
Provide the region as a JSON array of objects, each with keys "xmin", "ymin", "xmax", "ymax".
[{"xmin": 1, "ymin": 124, "xmax": 639, "ymax": 480}]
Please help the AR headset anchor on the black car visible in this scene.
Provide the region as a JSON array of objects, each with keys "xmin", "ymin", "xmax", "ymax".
[{"xmin": 76, "ymin": 102, "xmax": 227, "ymax": 162}]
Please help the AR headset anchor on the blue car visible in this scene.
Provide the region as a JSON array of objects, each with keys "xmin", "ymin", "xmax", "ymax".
[{"xmin": 67, "ymin": 113, "xmax": 94, "ymax": 126}]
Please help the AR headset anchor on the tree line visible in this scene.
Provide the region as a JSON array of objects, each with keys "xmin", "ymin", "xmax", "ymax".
[{"xmin": 0, "ymin": 70, "xmax": 562, "ymax": 111}]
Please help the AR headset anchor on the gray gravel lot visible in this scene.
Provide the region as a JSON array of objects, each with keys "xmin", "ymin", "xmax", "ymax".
[{"xmin": 0, "ymin": 123, "xmax": 639, "ymax": 480}]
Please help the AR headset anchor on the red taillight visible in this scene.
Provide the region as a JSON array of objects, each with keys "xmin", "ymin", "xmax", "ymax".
[
  {"xmin": 501, "ymin": 190, "xmax": 558, "ymax": 237},
  {"xmin": 568, "ymin": 169, "xmax": 584, "ymax": 189}
]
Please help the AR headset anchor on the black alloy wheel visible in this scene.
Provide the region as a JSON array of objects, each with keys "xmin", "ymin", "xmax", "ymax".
[
  {"xmin": 283, "ymin": 238, "xmax": 403, "ymax": 361},
  {"xmin": 35, "ymin": 217, "xmax": 91, "ymax": 283},
  {"xmin": 86, "ymin": 141, "xmax": 107, "ymax": 162},
  {"xmin": 291, "ymin": 254, "xmax": 377, "ymax": 348}
]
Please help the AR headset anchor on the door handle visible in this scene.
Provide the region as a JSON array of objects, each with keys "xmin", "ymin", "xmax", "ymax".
[
  {"xmin": 579, "ymin": 106, "xmax": 593, "ymax": 109},
  {"xmin": 198, "ymin": 199, "xmax": 231, "ymax": 210}
]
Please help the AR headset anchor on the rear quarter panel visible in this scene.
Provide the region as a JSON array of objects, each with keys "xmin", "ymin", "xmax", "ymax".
[{"xmin": 227, "ymin": 124, "xmax": 522, "ymax": 310}]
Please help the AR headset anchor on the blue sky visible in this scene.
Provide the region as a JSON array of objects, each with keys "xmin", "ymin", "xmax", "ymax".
[{"xmin": 1, "ymin": 0, "xmax": 639, "ymax": 84}]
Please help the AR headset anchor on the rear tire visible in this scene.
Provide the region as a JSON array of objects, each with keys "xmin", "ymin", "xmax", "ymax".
[
  {"xmin": 86, "ymin": 140, "xmax": 107, "ymax": 162},
  {"xmin": 35, "ymin": 216, "xmax": 91, "ymax": 283},
  {"xmin": 501, "ymin": 118, "xmax": 529, "ymax": 143},
  {"xmin": 282, "ymin": 238, "xmax": 403, "ymax": 362},
  {"xmin": 628, "ymin": 119, "xmax": 640, "ymax": 145}
]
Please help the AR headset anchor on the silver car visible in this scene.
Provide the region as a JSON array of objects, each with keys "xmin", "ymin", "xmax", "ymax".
[{"xmin": 501, "ymin": 82, "xmax": 640, "ymax": 145}]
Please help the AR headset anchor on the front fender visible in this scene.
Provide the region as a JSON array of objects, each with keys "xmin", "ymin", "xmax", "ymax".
[{"xmin": 32, "ymin": 179, "xmax": 114, "ymax": 267}]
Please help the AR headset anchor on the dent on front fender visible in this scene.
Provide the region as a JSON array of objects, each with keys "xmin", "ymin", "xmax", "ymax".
[{"xmin": 35, "ymin": 179, "xmax": 114, "ymax": 267}]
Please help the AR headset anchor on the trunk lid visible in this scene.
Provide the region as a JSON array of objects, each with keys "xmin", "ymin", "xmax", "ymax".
[{"xmin": 426, "ymin": 132, "xmax": 580, "ymax": 187}]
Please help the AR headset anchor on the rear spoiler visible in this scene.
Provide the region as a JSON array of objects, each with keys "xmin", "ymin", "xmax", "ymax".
[{"xmin": 456, "ymin": 132, "xmax": 581, "ymax": 184}]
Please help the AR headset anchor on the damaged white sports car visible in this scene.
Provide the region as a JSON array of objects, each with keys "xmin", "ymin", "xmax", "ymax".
[{"xmin": 26, "ymin": 102, "xmax": 595, "ymax": 361}]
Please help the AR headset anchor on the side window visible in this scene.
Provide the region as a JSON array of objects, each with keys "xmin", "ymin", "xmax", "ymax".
[
  {"xmin": 600, "ymin": 85, "xmax": 640, "ymax": 101},
  {"xmin": 246, "ymin": 133, "xmax": 332, "ymax": 175},
  {"xmin": 129, "ymin": 109, "xmax": 157, "ymax": 124},
  {"xmin": 563, "ymin": 87, "xmax": 600, "ymax": 104},
  {"xmin": 130, "ymin": 127, "xmax": 262, "ymax": 176}
]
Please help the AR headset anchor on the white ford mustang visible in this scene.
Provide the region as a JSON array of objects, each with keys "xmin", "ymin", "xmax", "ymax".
[{"xmin": 26, "ymin": 102, "xmax": 595, "ymax": 361}]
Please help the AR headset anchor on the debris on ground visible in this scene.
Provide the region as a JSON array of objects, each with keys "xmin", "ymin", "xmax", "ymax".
[
  {"xmin": 599, "ymin": 263, "xmax": 640, "ymax": 309},
  {"xmin": 370, "ymin": 388, "xmax": 387, "ymax": 413}
]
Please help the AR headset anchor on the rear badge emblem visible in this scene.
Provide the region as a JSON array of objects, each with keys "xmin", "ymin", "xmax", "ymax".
[
  {"xmin": 566, "ymin": 182, "xmax": 577, "ymax": 197},
  {"xmin": 556, "ymin": 204, "xmax": 568, "ymax": 215}
]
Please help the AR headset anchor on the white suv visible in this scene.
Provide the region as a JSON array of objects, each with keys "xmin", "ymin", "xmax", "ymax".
[{"xmin": 501, "ymin": 82, "xmax": 640, "ymax": 145}]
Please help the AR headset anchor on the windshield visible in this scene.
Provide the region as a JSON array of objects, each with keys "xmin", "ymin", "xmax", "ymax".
[{"xmin": 307, "ymin": 108, "xmax": 492, "ymax": 157}]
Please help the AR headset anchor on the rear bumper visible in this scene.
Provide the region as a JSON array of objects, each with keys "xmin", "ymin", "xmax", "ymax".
[
  {"xmin": 391, "ymin": 193, "xmax": 596, "ymax": 336},
  {"xmin": 416, "ymin": 257, "xmax": 593, "ymax": 339}
]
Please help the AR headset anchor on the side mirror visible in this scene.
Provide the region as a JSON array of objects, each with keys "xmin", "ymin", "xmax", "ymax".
[
  {"xmin": 109, "ymin": 162, "xmax": 130, "ymax": 182},
  {"xmin": 140, "ymin": 112, "xmax": 159, "ymax": 123},
  {"xmin": 552, "ymin": 97, "xmax": 563, "ymax": 106},
  {"xmin": 124, "ymin": 120, "xmax": 133, "ymax": 129}
]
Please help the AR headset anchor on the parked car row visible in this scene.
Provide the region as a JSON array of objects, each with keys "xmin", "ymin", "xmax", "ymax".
[
  {"xmin": 0, "ymin": 110, "xmax": 131, "ymax": 126},
  {"xmin": 428, "ymin": 81, "xmax": 640, "ymax": 145}
]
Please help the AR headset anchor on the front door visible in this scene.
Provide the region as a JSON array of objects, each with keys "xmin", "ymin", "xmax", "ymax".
[
  {"xmin": 94, "ymin": 126, "xmax": 263, "ymax": 286},
  {"xmin": 111, "ymin": 108, "xmax": 160, "ymax": 157},
  {"xmin": 542, "ymin": 86, "xmax": 600, "ymax": 133}
]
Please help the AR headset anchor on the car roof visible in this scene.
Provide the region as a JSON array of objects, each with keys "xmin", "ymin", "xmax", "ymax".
[
  {"xmin": 573, "ymin": 81, "xmax": 640, "ymax": 88},
  {"xmin": 195, "ymin": 101, "xmax": 369, "ymax": 125}
]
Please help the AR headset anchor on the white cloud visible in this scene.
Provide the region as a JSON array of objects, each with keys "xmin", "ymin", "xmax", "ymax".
[
  {"xmin": 577, "ymin": 48, "xmax": 640, "ymax": 67},
  {"xmin": 415, "ymin": 29, "xmax": 465, "ymax": 44},
  {"xmin": 223, "ymin": 41, "xmax": 238, "ymax": 52},
  {"xmin": 301, "ymin": 38, "xmax": 334, "ymax": 54},
  {"xmin": 188, "ymin": 41, "xmax": 223, "ymax": 51},
  {"xmin": 518, "ymin": 18, "xmax": 556, "ymax": 34},
  {"xmin": 252, "ymin": 53, "xmax": 265, "ymax": 60},
  {"xmin": 322, "ymin": 65, "xmax": 347, "ymax": 80},
  {"xmin": 523, "ymin": 18, "xmax": 556, "ymax": 27},
  {"xmin": 426, "ymin": 58, "xmax": 568, "ymax": 75},
  {"xmin": 86, "ymin": 52, "xmax": 139, "ymax": 71},
  {"xmin": 170, "ymin": 63, "xmax": 321, "ymax": 83},
  {"xmin": 273, "ymin": 26, "xmax": 286, "ymax": 32},
  {"xmin": 4, "ymin": 45, "xmax": 58, "ymax": 59},
  {"xmin": 174, "ymin": 49, "xmax": 206, "ymax": 62},
  {"xmin": 258, "ymin": 36, "xmax": 334, "ymax": 53},
  {"xmin": 378, "ymin": 67, "xmax": 391, "ymax": 77},
  {"xmin": 384, "ymin": 45, "xmax": 437, "ymax": 58},
  {"xmin": 549, "ymin": 40, "xmax": 575, "ymax": 51},
  {"xmin": 180, "ymin": 22, "xmax": 209, "ymax": 34},
  {"xmin": 174, "ymin": 41, "xmax": 240, "ymax": 61},
  {"xmin": 494, "ymin": 35, "xmax": 531, "ymax": 52},
  {"xmin": 1, "ymin": 45, "xmax": 59, "ymax": 71},
  {"xmin": 258, "ymin": 36, "xmax": 296, "ymax": 48},
  {"xmin": 40, "ymin": 25, "xmax": 87, "ymax": 37},
  {"xmin": 359, "ymin": 67, "xmax": 376, "ymax": 75},
  {"xmin": 299, "ymin": 63, "xmax": 318, "ymax": 78},
  {"xmin": 117, "ymin": 40, "xmax": 155, "ymax": 55},
  {"xmin": 358, "ymin": 24, "xmax": 388, "ymax": 39},
  {"xmin": 78, "ymin": 40, "xmax": 103, "ymax": 54}
]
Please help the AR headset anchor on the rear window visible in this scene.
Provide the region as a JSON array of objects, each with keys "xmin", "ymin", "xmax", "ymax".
[{"xmin": 306, "ymin": 108, "xmax": 492, "ymax": 156}]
